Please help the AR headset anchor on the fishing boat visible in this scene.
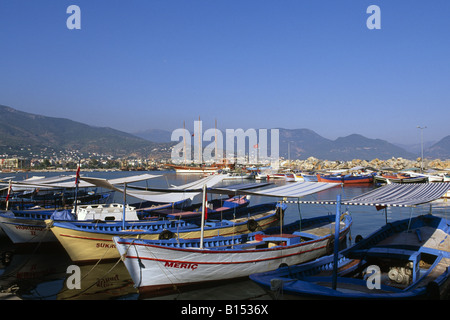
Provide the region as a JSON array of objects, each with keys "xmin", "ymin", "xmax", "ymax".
[
  {"xmin": 250, "ymin": 182, "xmax": 450, "ymax": 300},
  {"xmin": 114, "ymin": 212, "xmax": 352, "ymax": 297},
  {"xmin": 374, "ymin": 173, "xmax": 429, "ymax": 184},
  {"xmin": 302, "ymin": 173, "xmax": 318, "ymax": 182},
  {"xmin": 0, "ymin": 203, "xmax": 146, "ymax": 244},
  {"xmin": 317, "ymin": 173, "xmax": 376, "ymax": 184},
  {"xmin": 221, "ymin": 172, "xmax": 255, "ymax": 180},
  {"xmin": 112, "ymin": 181, "xmax": 343, "ymax": 297},
  {"xmin": 285, "ymin": 173, "xmax": 296, "ymax": 182},
  {"xmin": 46, "ymin": 202, "xmax": 284, "ymax": 263},
  {"xmin": 0, "ymin": 174, "xmax": 227, "ymax": 244},
  {"xmin": 165, "ymin": 164, "xmax": 220, "ymax": 174},
  {"xmin": 250, "ymin": 215, "xmax": 450, "ymax": 299}
]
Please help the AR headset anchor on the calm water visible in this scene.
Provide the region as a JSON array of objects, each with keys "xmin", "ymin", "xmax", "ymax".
[{"xmin": 1, "ymin": 170, "xmax": 449, "ymax": 300}]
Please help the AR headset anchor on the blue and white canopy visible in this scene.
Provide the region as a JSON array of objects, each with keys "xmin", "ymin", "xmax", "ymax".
[
  {"xmin": 210, "ymin": 181, "xmax": 338, "ymax": 198},
  {"xmin": 285, "ymin": 183, "xmax": 450, "ymax": 207},
  {"xmin": 344, "ymin": 183, "xmax": 450, "ymax": 207}
]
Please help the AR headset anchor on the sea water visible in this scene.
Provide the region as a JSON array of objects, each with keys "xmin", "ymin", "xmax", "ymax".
[{"xmin": 0, "ymin": 171, "xmax": 449, "ymax": 300}]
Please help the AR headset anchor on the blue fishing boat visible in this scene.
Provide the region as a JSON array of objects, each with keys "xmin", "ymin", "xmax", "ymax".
[
  {"xmin": 317, "ymin": 172, "xmax": 376, "ymax": 184},
  {"xmin": 250, "ymin": 183, "xmax": 450, "ymax": 300},
  {"xmin": 301, "ymin": 173, "xmax": 318, "ymax": 182}
]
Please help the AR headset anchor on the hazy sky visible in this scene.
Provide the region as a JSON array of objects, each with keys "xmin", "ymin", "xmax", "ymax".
[{"xmin": 0, "ymin": 0, "xmax": 449, "ymax": 145}]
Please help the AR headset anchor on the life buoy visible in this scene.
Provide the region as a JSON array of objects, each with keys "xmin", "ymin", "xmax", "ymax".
[
  {"xmin": 158, "ymin": 229, "xmax": 174, "ymax": 240},
  {"xmin": 247, "ymin": 219, "xmax": 259, "ymax": 232}
]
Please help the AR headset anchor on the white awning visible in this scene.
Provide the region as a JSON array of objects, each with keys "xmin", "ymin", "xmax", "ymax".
[
  {"xmin": 81, "ymin": 175, "xmax": 226, "ymax": 203},
  {"xmin": 209, "ymin": 181, "xmax": 339, "ymax": 198},
  {"xmin": 3, "ymin": 173, "xmax": 160, "ymax": 189}
]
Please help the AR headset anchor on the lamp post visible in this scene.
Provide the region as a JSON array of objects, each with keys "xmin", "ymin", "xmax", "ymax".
[{"xmin": 417, "ymin": 126, "xmax": 427, "ymax": 173}]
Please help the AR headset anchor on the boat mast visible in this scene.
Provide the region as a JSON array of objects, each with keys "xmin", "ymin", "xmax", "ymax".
[
  {"xmin": 198, "ymin": 116, "xmax": 202, "ymax": 165},
  {"xmin": 122, "ymin": 182, "xmax": 127, "ymax": 230},
  {"xmin": 183, "ymin": 121, "xmax": 186, "ymax": 165},
  {"xmin": 215, "ymin": 118, "xmax": 218, "ymax": 164},
  {"xmin": 332, "ymin": 194, "xmax": 341, "ymax": 290},
  {"xmin": 200, "ymin": 184, "xmax": 207, "ymax": 249}
]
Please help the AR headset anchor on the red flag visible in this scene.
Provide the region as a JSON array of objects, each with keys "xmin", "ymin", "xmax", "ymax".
[
  {"xmin": 75, "ymin": 165, "xmax": 81, "ymax": 185},
  {"xmin": 5, "ymin": 181, "xmax": 12, "ymax": 202}
]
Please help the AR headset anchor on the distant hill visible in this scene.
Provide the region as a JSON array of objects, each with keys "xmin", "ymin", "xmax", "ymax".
[
  {"xmin": 133, "ymin": 129, "xmax": 173, "ymax": 143},
  {"xmin": 426, "ymin": 136, "xmax": 450, "ymax": 159},
  {"xmin": 0, "ymin": 105, "xmax": 172, "ymax": 158},
  {"xmin": 133, "ymin": 126, "xmax": 417, "ymax": 160},
  {"xmin": 1, "ymin": 104, "xmax": 441, "ymax": 161},
  {"xmin": 278, "ymin": 130, "xmax": 415, "ymax": 161}
]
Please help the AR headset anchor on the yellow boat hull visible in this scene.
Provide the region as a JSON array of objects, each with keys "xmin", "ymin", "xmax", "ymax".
[{"xmin": 48, "ymin": 211, "xmax": 281, "ymax": 263}]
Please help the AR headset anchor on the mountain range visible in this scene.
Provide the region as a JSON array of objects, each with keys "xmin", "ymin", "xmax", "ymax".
[
  {"xmin": 1, "ymin": 104, "xmax": 449, "ymax": 161},
  {"xmin": 0, "ymin": 105, "xmax": 170, "ymax": 159}
]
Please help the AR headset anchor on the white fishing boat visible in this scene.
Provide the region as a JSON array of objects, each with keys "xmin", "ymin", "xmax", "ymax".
[
  {"xmin": 114, "ymin": 212, "xmax": 352, "ymax": 297},
  {"xmin": 114, "ymin": 181, "xmax": 343, "ymax": 297}
]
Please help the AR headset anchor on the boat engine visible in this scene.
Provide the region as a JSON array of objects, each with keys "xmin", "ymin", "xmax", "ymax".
[{"xmin": 388, "ymin": 262, "xmax": 414, "ymax": 285}]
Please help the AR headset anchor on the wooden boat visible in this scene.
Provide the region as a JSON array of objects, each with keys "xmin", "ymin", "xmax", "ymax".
[
  {"xmin": 0, "ymin": 195, "xmax": 249, "ymax": 245},
  {"xmin": 250, "ymin": 214, "xmax": 450, "ymax": 299},
  {"xmin": 113, "ymin": 213, "xmax": 352, "ymax": 297},
  {"xmin": 250, "ymin": 183, "xmax": 450, "ymax": 299},
  {"xmin": 46, "ymin": 202, "xmax": 284, "ymax": 263},
  {"xmin": 317, "ymin": 173, "xmax": 375, "ymax": 184},
  {"xmin": 0, "ymin": 174, "xmax": 229, "ymax": 244},
  {"xmin": 166, "ymin": 160, "xmax": 234, "ymax": 174},
  {"xmin": 0, "ymin": 202, "xmax": 167, "ymax": 244},
  {"xmin": 374, "ymin": 173, "xmax": 429, "ymax": 184},
  {"xmin": 302, "ymin": 173, "xmax": 318, "ymax": 182},
  {"xmin": 221, "ymin": 172, "xmax": 255, "ymax": 180},
  {"xmin": 285, "ymin": 173, "xmax": 296, "ymax": 182}
]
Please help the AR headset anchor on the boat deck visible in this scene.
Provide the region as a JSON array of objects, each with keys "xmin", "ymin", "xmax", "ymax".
[{"xmin": 377, "ymin": 226, "xmax": 450, "ymax": 253}]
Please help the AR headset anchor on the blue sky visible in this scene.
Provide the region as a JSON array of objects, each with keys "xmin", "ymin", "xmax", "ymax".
[{"xmin": 0, "ymin": 0, "xmax": 449, "ymax": 145}]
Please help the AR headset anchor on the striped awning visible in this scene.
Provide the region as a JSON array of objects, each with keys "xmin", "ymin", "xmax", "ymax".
[
  {"xmin": 210, "ymin": 181, "xmax": 339, "ymax": 198},
  {"xmin": 284, "ymin": 183, "xmax": 450, "ymax": 207},
  {"xmin": 344, "ymin": 183, "xmax": 450, "ymax": 207}
]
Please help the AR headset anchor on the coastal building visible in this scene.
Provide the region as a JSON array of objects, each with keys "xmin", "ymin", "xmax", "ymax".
[{"xmin": 0, "ymin": 158, "xmax": 31, "ymax": 171}]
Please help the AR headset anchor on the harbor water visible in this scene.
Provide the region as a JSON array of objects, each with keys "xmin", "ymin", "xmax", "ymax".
[{"xmin": 1, "ymin": 170, "xmax": 449, "ymax": 300}]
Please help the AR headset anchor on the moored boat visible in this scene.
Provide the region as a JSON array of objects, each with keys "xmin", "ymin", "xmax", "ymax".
[
  {"xmin": 250, "ymin": 182, "xmax": 450, "ymax": 300},
  {"xmin": 317, "ymin": 173, "xmax": 375, "ymax": 184},
  {"xmin": 114, "ymin": 212, "xmax": 352, "ymax": 297},
  {"xmin": 46, "ymin": 202, "xmax": 284, "ymax": 263},
  {"xmin": 374, "ymin": 173, "xmax": 429, "ymax": 184},
  {"xmin": 250, "ymin": 214, "xmax": 450, "ymax": 299}
]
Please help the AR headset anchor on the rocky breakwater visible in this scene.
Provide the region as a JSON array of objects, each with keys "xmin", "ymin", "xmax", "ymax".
[{"xmin": 283, "ymin": 157, "xmax": 450, "ymax": 172}]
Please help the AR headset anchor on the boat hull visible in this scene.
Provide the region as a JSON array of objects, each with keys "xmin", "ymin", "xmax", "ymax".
[
  {"xmin": 114, "ymin": 214, "xmax": 352, "ymax": 297},
  {"xmin": 317, "ymin": 173, "xmax": 375, "ymax": 184},
  {"xmin": 0, "ymin": 214, "xmax": 55, "ymax": 243},
  {"xmin": 250, "ymin": 215, "xmax": 450, "ymax": 300},
  {"xmin": 47, "ymin": 204, "xmax": 282, "ymax": 263}
]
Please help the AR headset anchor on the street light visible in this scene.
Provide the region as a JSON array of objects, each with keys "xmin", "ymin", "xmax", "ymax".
[{"xmin": 417, "ymin": 126, "xmax": 427, "ymax": 173}]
